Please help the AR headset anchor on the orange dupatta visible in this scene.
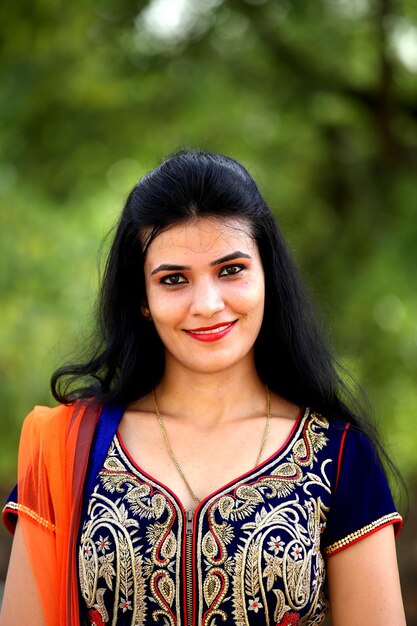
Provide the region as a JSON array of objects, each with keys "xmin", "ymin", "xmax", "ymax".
[{"xmin": 17, "ymin": 402, "xmax": 100, "ymax": 625}]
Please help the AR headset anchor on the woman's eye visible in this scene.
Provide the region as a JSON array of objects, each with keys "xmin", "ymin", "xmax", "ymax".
[
  {"xmin": 219, "ymin": 264, "xmax": 245, "ymax": 277},
  {"xmin": 160, "ymin": 273, "xmax": 187, "ymax": 286}
]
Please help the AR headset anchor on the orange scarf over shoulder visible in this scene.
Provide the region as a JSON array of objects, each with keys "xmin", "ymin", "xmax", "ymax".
[{"xmin": 17, "ymin": 402, "xmax": 100, "ymax": 625}]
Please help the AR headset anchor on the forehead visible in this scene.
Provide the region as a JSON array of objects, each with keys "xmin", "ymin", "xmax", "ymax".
[{"xmin": 145, "ymin": 217, "xmax": 259, "ymax": 263}]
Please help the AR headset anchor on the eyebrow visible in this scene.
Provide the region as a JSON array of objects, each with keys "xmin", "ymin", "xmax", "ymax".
[
  {"xmin": 150, "ymin": 263, "xmax": 191, "ymax": 275},
  {"xmin": 210, "ymin": 251, "xmax": 252, "ymax": 266},
  {"xmin": 150, "ymin": 251, "xmax": 252, "ymax": 276}
]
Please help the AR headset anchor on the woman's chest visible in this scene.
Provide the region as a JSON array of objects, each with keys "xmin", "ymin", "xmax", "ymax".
[
  {"xmin": 79, "ymin": 411, "xmax": 335, "ymax": 626},
  {"xmin": 117, "ymin": 409, "xmax": 300, "ymax": 512}
]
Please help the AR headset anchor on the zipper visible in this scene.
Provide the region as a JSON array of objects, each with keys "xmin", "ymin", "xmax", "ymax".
[{"xmin": 185, "ymin": 509, "xmax": 194, "ymax": 626}]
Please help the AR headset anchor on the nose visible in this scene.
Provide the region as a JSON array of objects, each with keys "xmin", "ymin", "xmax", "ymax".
[{"xmin": 189, "ymin": 278, "xmax": 225, "ymax": 318}]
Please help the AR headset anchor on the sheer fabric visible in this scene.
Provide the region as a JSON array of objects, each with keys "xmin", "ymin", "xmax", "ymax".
[{"xmin": 5, "ymin": 403, "xmax": 100, "ymax": 626}]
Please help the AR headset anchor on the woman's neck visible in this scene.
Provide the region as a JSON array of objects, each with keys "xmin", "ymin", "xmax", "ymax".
[{"xmin": 154, "ymin": 358, "xmax": 267, "ymax": 428}]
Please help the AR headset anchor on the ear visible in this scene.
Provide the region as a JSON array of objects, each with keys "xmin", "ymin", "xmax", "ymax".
[{"xmin": 140, "ymin": 304, "xmax": 152, "ymax": 321}]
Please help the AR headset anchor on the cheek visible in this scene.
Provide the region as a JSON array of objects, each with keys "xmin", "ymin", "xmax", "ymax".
[
  {"xmin": 148, "ymin": 288, "xmax": 187, "ymax": 324},
  {"xmin": 232, "ymin": 280, "xmax": 265, "ymax": 314}
]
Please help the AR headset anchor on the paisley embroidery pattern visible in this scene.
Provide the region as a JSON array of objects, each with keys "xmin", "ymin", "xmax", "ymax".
[
  {"xmin": 197, "ymin": 411, "xmax": 331, "ymax": 625},
  {"xmin": 76, "ymin": 409, "xmax": 398, "ymax": 625},
  {"xmin": 78, "ymin": 439, "xmax": 183, "ymax": 625}
]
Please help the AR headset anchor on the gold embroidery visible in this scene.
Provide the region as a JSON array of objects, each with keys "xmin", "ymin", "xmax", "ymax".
[
  {"xmin": 293, "ymin": 413, "xmax": 329, "ymax": 467},
  {"xmin": 4, "ymin": 501, "xmax": 56, "ymax": 532},
  {"xmin": 202, "ymin": 568, "xmax": 229, "ymax": 626},
  {"xmin": 76, "ymin": 410, "xmax": 399, "ymax": 626},
  {"xmin": 199, "ymin": 411, "xmax": 331, "ymax": 626},
  {"xmin": 151, "ymin": 570, "xmax": 176, "ymax": 625},
  {"xmin": 325, "ymin": 512, "xmax": 402, "ymax": 556},
  {"xmin": 79, "ymin": 439, "xmax": 181, "ymax": 626},
  {"xmin": 231, "ymin": 499, "xmax": 328, "ymax": 624}
]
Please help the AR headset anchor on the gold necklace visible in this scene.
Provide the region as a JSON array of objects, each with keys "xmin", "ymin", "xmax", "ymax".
[{"xmin": 152, "ymin": 386, "xmax": 271, "ymax": 504}]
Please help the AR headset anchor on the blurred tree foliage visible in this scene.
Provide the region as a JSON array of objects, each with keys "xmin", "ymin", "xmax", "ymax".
[{"xmin": 1, "ymin": 0, "xmax": 416, "ymax": 483}]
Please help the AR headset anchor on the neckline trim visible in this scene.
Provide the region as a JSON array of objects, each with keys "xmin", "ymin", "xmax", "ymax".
[{"xmin": 115, "ymin": 406, "xmax": 308, "ymax": 517}]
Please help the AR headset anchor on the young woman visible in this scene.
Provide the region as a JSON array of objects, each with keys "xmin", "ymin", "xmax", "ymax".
[{"xmin": 1, "ymin": 150, "xmax": 405, "ymax": 625}]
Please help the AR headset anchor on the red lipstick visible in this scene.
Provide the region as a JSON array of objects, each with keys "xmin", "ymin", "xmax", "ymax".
[{"xmin": 183, "ymin": 320, "xmax": 237, "ymax": 342}]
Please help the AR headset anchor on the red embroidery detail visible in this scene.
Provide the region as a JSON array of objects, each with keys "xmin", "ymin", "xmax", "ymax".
[
  {"xmin": 88, "ymin": 608, "xmax": 105, "ymax": 626},
  {"xmin": 276, "ymin": 612, "xmax": 300, "ymax": 625},
  {"xmin": 335, "ymin": 423, "xmax": 350, "ymax": 489}
]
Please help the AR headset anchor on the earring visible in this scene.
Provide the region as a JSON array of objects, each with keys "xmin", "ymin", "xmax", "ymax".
[{"xmin": 140, "ymin": 305, "xmax": 152, "ymax": 321}]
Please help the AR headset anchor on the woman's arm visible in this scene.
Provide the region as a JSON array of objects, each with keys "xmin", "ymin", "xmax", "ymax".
[
  {"xmin": 327, "ymin": 525, "xmax": 406, "ymax": 625},
  {"xmin": 0, "ymin": 521, "xmax": 45, "ymax": 626}
]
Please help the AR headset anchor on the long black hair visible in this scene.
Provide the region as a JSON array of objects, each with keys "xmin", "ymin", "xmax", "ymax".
[{"xmin": 51, "ymin": 149, "xmax": 386, "ymax": 450}]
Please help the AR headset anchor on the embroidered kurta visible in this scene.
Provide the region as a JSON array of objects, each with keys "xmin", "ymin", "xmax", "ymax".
[
  {"xmin": 76, "ymin": 408, "xmax": 401, "ymax": 626},
  {"xmin": 3, "ymin": 406, "xmax": 402, "ymax": 626}
]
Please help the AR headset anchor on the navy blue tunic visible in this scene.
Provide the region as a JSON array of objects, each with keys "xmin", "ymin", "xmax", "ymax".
[
  {"xmin": 72, "ymin": 408, "xmax": 401, "ymax": 625},
  {"xmin": 3, "ymin": 407, "xmax": 402, "ymax": 625}
]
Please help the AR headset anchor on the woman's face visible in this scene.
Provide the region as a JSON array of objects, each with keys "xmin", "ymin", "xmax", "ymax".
[{"xmin": 143, "ymin": 217, "xmax": 265, "ymax": 377}]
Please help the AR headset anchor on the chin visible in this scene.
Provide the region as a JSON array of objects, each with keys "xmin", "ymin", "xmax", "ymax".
[{"xmin": 179, "ymin": 349, "xmax": 254, "ymax": 375}]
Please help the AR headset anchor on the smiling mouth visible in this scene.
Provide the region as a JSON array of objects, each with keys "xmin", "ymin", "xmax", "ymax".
[{"xmin": 184, "ymin": 320, "xmax": 237, "ymax": 336}]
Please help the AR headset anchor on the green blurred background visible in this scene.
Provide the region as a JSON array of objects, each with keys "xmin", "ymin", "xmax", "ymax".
[{"xmin": 1, "ymin": 0, "xmax": 416, "ymax": 618}]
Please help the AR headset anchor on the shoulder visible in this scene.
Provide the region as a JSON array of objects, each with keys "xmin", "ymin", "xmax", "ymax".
[
  {"xmin": 17, "ymin": 400, "xmax": 102, "ymax": 488},
  {"xmin": 22, "ymin": 402, "xmax": 75, "ymax": 431},
  {"xmin": 328, "ymin": 419, "xmax": 381, "ymax": 465},
  {"xmin": 305, "ymin": 410, "xmax": 375, "ymax": 449},
  {"xmin": 21, "ymin": 401, "xmax": 96, "ymax": 445},
  {"xmin": 24, "ymin": 403, "xmax": 75, "ymax": 425},
  {"xmin": 302, "ymin": 409, "xmax": 348, "ymax": 449},
  {"xmin": 301, "ymin": 410, "xmax": 382, "ymax": 473}
]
